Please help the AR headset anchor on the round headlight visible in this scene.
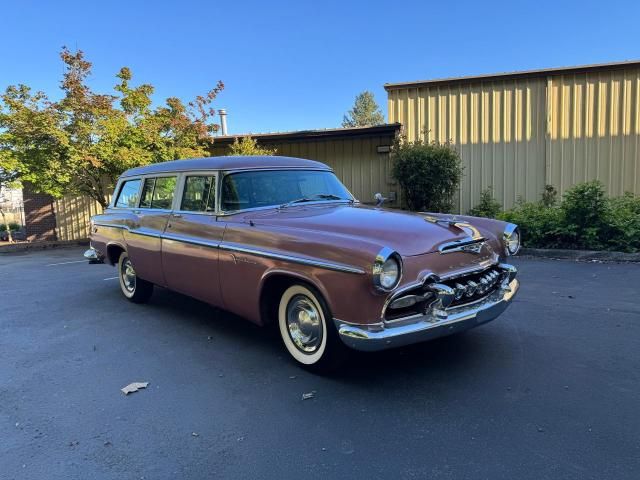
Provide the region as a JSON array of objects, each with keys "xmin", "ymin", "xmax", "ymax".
[
  {"xmin": 504, "ymin": 224, "xmax": 520, "ymax": 256},
  {"xmin": 373, "ymin": 248, "xmax": 402, "ymax": 291},
  {"xmin": 380, "ymin": 257, "xmax": 400, "ymax": 289}
]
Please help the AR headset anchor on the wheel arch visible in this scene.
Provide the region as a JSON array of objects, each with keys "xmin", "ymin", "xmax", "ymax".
[
  {"xmin": 106, "ymin": 242, "xmax": 127, "ymax": 266},
  {"xmin": 259, "ymin": 269, "xmax": 332, "ymax": 326}
]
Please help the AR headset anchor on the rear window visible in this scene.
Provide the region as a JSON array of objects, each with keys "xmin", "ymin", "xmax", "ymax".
[{"xmin": 114, "ymin": 179, "xmax": 141, "ymax": 208}]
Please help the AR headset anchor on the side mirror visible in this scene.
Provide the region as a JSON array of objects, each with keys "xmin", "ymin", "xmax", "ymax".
[{"xmin": 374, "ymin": 193, "xmax": 386, "ymax": 207}]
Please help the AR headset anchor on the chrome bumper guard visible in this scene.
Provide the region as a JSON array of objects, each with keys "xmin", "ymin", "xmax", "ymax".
[
  {"xmin": 335, "ymin": 266, "xmax": 519, "ymax": 352},
  {"xmin": 83, "ymin": 247, "xmax": 104, "ymax": 264}
]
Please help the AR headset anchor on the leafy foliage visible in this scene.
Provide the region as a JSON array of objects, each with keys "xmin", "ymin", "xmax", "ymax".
[
  {"xmin": 498, "ymin": 181, "xmax": 640, "ymax": 252},
  {"xmin": 228, "ymin": 136, "xmax": 276, "ymax": 156},
  {"xmin": 342, "ymin": 91, "xmax": 385, "ymax": 128},
  {"xmin": 391, "ymin": 137, "xmax": 463, "ymax": 212},
  {"xmin": 0, "ymin": 47, "xmax": 224, "ymax": 207},
  {"xmin": 468, "ymin": 187, "xmax": 502, "ymax": 218}
]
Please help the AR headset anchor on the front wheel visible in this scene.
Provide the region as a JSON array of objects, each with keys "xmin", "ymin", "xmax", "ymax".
[
  {"xmin": 278, "ymin": 284, "xmax": 347, "ymax": 373},
  {"xmin": 118, "ymin": 251, "xmax": 154, "ymax": 304}
]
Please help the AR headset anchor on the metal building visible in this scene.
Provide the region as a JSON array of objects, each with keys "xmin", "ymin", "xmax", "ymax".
[{"xmin": 386, "ymin": 61, "xmax": 640, "ymax": 212}]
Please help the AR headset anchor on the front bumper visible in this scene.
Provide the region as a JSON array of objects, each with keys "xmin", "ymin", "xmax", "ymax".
[
  {"xmin": 335, "ymin": 278, "xmax": 519, "ymax": 352},
  {"xmin": 83, "ymin": 247, "xmax": 104, "ymax": 264}
]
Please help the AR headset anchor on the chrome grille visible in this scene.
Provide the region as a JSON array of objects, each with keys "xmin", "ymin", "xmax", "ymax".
[{"xmin": 442, "ymin": 268, "xmax": 504, "ymax": 307}]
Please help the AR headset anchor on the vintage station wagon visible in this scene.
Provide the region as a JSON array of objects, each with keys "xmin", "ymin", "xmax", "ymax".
[{"xmin": 85, "ymin": 156, "xmax": 520, "ymax": 371}]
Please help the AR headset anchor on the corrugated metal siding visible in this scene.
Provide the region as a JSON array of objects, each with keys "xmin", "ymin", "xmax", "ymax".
[
  {"xmin": 546, "ymin": 68, "xmax": 640, "ymax": 196},
  {"xmin": 388, "ymin": 79, "xmax": 547, "ymax": 212},
  {"xmin": 54, "ymin": 196, "xmax": 104, "ymax": 241},
  {"xmin": 212, "ymin": 135, "xmax": 398, "ymax": 206},
  {"xmin": 388, "ymin": 66, "xmax": 640, "ymax": 212}
]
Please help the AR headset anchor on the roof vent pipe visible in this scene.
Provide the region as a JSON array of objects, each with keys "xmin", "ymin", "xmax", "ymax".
[{"xmin": 219, "ymin": 109, "xmax": 228, "ymax": 136}]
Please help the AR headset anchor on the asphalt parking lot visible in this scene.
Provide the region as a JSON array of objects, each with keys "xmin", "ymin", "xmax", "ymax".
[{"xmin": 1, "ymin": 248, "xmax": 639, "ymax": 479}]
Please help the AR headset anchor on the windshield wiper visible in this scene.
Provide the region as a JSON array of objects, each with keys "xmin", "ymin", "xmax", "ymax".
[{"xmin": 279, "ymin": 194, "xmax": 349, "ymax": 209}]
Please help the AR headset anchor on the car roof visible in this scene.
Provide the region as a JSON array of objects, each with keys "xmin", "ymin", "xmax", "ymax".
[{"xmin": 120, "ymin": 155, "xmax": 331, "ymax": 177}]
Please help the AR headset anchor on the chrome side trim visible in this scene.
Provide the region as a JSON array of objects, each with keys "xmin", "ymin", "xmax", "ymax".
[
  {"xmin": 128, "ymin": 229, "xmax": 162, "ymax": 239},
  {"xmin": 94, "ymin": 222, "xmax": 128, "ymax": 230},
  {"xmin": 91, "ymin": 221, "xmax": 364, "ymax": 274},
  {"xmin": 218, "ymin": 243, "xmax": 365, "ymax": 274},
  {"xmin": 162, "ymin": 232, "xmax": 220, "ymax": 249}
]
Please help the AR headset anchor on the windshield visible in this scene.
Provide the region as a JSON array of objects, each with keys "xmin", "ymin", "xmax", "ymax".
[{"xmin": 221, "ymin": 169, "xmax": 353, "ymax": 211}]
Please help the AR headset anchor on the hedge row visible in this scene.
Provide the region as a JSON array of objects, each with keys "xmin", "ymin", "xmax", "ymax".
[{"xmin": 470, "ymin": 181, "xmax": 640, "ymax": 253}]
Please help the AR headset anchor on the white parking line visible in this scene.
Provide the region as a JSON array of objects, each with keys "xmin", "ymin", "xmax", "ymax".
[
  {"xmin": 46, "ymin": 260, "xmax": 87, "ymax": 267},
  {"xmin": 103, "ymin": 276, "xmax": 118, "ymax": 281}
]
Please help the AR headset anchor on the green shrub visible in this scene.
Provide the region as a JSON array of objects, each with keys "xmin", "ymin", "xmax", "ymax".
[
  {"xmin": 604, "ymin": 193, "xmax": 640, "ymax": 252},
  {"xmin": 498, "ymin": 181, "xmax": 640, "ymax": 253},
  {"xmin": 0, "ymin": 222, "xmax": 21, "ymax": 232},
  {"xmin": 561, "ymin": 181, "xmax": 608, "ymax": 249},
  {"xmin": 469, "ymin": 187, "xmax": 502, "ymax": 218},
  {"xmin": 391, "ymin": 137, "xmax": 463, "ymax": 212},
  {"xmin": 498, "ymin": 202, "xmax": 564, "ymax": 248}
]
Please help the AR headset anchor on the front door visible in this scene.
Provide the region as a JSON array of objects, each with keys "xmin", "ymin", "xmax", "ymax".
[{"xmin": 161, "ymin": 173, "xmax": 226, "ymax": 306}]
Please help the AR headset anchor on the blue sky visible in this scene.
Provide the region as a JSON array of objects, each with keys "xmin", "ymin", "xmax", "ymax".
[{"xmin": 2, "ymin": 0, "xmax": 639, "ymax": 134}]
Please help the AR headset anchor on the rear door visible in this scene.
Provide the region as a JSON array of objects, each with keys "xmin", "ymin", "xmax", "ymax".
[
  {"xmin": 125, "ymin": 174, "xmax": 177, "ymax": 286},
  {"xmin": 161, "ymin": 172, "xmax": 226, "ymax": 305}
]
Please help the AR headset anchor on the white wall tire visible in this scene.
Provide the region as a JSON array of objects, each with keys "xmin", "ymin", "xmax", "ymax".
[
  {"xmin": 277, "ymin": 284, "xmax": 347, "ymax": 372},
  {"xmin": 117, "ymin": 252, "xmax": 153, "ymax": 304}
]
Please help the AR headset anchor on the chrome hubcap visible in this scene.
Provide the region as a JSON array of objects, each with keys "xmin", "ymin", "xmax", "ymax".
[
  {"xmin": 121, "ymin": 258, "xmax": 136, "ymax": 293},
  {"xmin": 286, "ymin": 294, "xmax": 323, "ymax": 353}
]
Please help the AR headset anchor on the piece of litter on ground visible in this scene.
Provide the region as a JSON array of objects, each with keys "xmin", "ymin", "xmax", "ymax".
[
  {"xmin": 121, "ymin": 382, "xmax": 149, "ymax": 395},
  {"xmin": 302, "ymin": 391, "xmax": 316, "ymax": 400},
  {"xmin": 289, "ymin": 375, "xmax": 296, "ymax": 379},
  {"xmin": 192, "ymin": 432, "xmax": 199, "ymax": 437},
  {"xmin": 104, "ymin": 441, "xmax": 112, "ymax": 446}
]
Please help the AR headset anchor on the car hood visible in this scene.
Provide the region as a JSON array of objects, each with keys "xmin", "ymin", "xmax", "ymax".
[{"xmin": 240, "ymin": 203, "xmax": 474, "ymax": 256}]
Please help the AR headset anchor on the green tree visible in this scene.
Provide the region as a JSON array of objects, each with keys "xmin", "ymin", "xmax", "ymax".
[
  {"xmin": 391, "ymin": 136, "xmax": 463, "ymax": 212},
  {"xmin": 0, "ymin": 47, "xmax": 224, "ymax": 208},
  {"xmin": 227, "ymin": 136, "xmax": 276, "ymax": 156},
  {"xmin": 342, "ymin": 91, "xmax": 385, "ymax": 127}
]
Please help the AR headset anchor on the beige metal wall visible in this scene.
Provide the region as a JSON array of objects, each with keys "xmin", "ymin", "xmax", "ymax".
[
  {"xmin": 212, "ymin": 135, "xmax": 399, "ymax": 206},
  {"xmin": 54, "ymin": 195, "xmax": 104, "ymax": 241},
  {"xmin": 388, "ymin": 79, "xmax": 548, "ymax": 212},
  {"xmin": 388, "ymin": 66, "xmax": 640, "ymax": 212},
  {"xmin": 547, "ymin": 68, "xmax": 640, "ymax": 196}
]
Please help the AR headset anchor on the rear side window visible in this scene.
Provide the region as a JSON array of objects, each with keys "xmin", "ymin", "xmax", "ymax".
[
  {"xmin": 150, "ymin": 177, "xmax": 177, "ymax": 209},
  {"xmin": 137, "ymin": 176, "xmax": 177, "ymax": 209},
  {"xmin": 114, "ymin": 179, "xmax": 141, "ymax": 208},
  {"xmin": 181, "ymin": 176, "xmax": 216, "ymax": 212}
]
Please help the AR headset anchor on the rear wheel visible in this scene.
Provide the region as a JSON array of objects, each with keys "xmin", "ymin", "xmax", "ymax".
[
  {"xmin": 118, "ymin": 251, "xmax": 153, "ymax": 304},
  {"xmin": 278, "ymin": 284, "xmax": 347, "ymax": 373}
]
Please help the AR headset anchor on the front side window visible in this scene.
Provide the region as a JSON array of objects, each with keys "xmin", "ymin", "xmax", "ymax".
[
  {"xmin": 181, "ymin": 176, "xmax": 216, "ymax": 212},
  {"xmin": 221, "ymin": 170, "xmax": 352, "ymax": 211},
  {"xmin": 114, "ymin": 179, "xmax": 141, "ymax": 208}
]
